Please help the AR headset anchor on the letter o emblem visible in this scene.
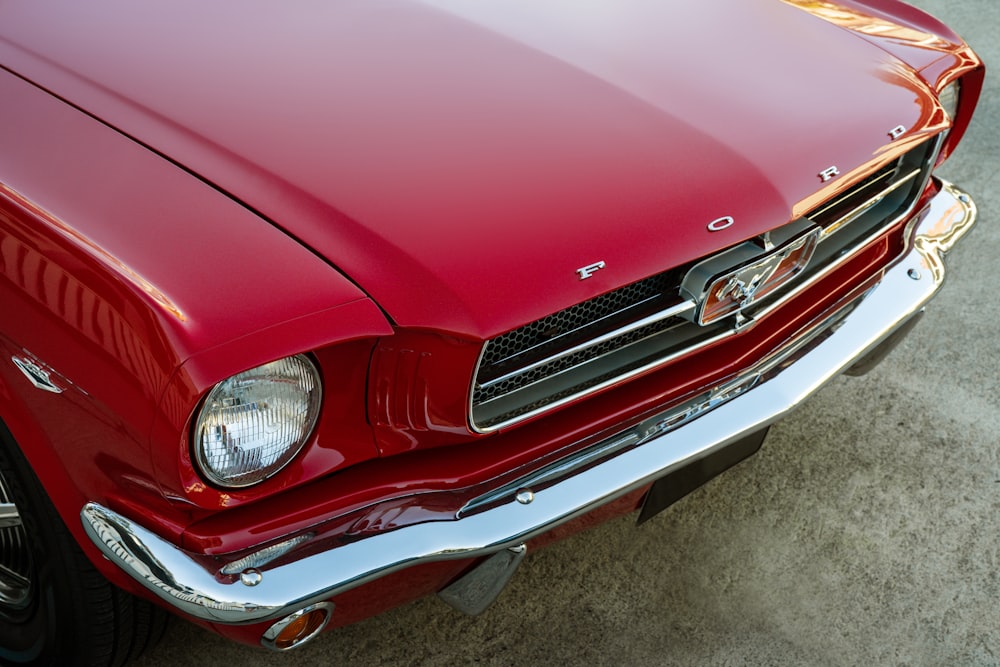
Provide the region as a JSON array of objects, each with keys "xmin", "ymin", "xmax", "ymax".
[{"xmin": 707, "ymin": 216, "xmax": 735, "ymax": 232}]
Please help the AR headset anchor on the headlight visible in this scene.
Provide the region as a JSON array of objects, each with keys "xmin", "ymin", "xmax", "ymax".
[
  {"xmin": 194, "ymin": 354, "xmax": 322, "ymax": 488},
  {"xmin": 939, "ymin": 81, "xmax": 960, "ymax": 121}
]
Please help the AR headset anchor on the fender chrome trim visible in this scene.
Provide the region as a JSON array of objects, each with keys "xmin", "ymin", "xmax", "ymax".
[{"xmin": 81, "ymin": 181, "xmax": 976, "ymax": 625}]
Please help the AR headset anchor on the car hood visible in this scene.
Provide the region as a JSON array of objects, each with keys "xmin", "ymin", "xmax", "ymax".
[{"xmin": 0, "ymin": 0, "xmax": 953, "ymax": 339}]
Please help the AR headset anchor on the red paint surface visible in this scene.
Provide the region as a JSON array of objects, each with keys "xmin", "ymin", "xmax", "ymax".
[{"xmin": 0, "ymin": 0, "xmax": 966, "ymax": 338}]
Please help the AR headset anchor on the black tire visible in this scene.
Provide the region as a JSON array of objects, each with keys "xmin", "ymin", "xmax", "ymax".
[{"xmin": 0, "ymin": 420, "xmax": 168, "ymax": 666}]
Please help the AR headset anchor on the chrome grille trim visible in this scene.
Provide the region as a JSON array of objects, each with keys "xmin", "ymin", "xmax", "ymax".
[
  {"xmin": 750, "ymin": 135, "xmax": 942, "ymax": 323},
  {"xmin": 477, "ymin": 300, "xmax": 696, "ymax": 391},
  {"xmin": 470, "ymin": 137, "xmax": 941, "ymax": 433},
  {"xmin": 484, "ymin": 293, "xmax": 664, "ymax": 371},
  {"xmin": 819, "ymin": 167, "xmax": 920, "ymax": 239},
  {"xmin": 474, "ymin": 326, "xmax": 737, "ymax": 434},
  {"xmin": 477, "ymin": 271, "xmax": 681, "ymax": 375}
]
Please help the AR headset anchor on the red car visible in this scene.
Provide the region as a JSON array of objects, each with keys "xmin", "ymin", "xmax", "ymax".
[{"xmin": 0, "ymin": 0, "xmax": 984, "ymax": 663}]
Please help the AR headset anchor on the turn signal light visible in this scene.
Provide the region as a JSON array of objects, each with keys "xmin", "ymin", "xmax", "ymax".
[{"xmin": 262, "ymin": 602, "xmax": 334, "ymax": 651}]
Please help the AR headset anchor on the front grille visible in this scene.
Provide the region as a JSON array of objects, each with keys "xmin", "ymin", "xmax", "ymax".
[
  {"xmin": 801, "ymin": 140, "xmax": 936, "ymax": 277},
  {"xmin": 471, "ymin": 138, "xmax": 940, "ymax": 431},
  {"xmin": 477, "ymin": 270, "xmax": 680, "ymax": 382}
]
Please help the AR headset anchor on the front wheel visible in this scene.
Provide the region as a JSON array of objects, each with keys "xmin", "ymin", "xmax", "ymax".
[{"xmin": 0, "ymin": 421, "xmax": 167, "ymax": 666}]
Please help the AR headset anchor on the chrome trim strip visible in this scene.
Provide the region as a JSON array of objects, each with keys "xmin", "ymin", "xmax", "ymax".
[
  {"xmin": 81, "ymin": 181, "xmax": 975, "ymax": 626},
  {"xmin": 220, "ymin": 533, "xmax": 314, "ymax": 576},
  {"xmin": 752, "ymin": 202, "xmax": 913, "ymax": 324},
  {"xmin": 477, "ymin": 300, "xmax": 696, "ymax": 390},
  {"xmin": 472, "ymin": 325, "xmax": 734, "ymax": 429},
  {"xmin": 818, "ymin": 167, "xmax": 920, "ymax": 238},
  {"xmin": 0, "ymin": 502, "xmax": 21, "ymax": 529},
  {"xmin": 485, "ymin": 292, "xmax": 665, "ymax": 370},
  {"xmin": 752, "ymin": 135, "xmax": 942, "ymax": 322},
  {"xmin": 460, "ymin": 432, "xmax": 645, "ymax": 517},
  {"xmin": 808, "ymin": 162, "xmax": 898, "ymax": 225}
]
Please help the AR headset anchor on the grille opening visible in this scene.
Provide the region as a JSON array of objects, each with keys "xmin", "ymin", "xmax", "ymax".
[
  {"xmin": 477, "ymin": 268, "xmax": 686, "ymax": 385},
  {"xmin": 471, "ymin": 138, "xmax": 939, "ymax": 432},
  {"xmin": 808, "ymin": 162, "xmax": 899, "ymax": 226},
  {"xmin": 804, "ymin": 143, "xmax": 931, "ymax": 273}
]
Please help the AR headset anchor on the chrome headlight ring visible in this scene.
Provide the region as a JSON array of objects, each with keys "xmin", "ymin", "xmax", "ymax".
[{"xmin": 193, "ymin": 354, "xmax": 322, "ymax": 488}]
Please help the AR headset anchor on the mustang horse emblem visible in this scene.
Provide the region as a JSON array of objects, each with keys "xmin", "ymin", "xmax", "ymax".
[{"xmin": 715, "ymin": 260, "xmax": 784, "ymax": 308}]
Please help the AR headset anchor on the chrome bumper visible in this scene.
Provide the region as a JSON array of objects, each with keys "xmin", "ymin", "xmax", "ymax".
[{"xmin": 81, "ymin": 181, "xmax": 977, "ymax": 626}]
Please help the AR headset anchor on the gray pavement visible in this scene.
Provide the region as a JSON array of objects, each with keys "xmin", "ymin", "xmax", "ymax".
[{"xmin": 135, "ymin": 0, "xmax": 1000, "ymax": 664}]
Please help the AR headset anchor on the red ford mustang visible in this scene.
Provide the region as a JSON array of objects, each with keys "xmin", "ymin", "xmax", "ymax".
[{"xmin": 0, "ymin": 0, "xmax": 984, "ymax": 663}]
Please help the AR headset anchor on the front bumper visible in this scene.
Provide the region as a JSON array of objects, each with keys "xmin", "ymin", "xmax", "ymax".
[{"xmin": 82, "ymin": 181, "xmax": 976, "ymax": 627}]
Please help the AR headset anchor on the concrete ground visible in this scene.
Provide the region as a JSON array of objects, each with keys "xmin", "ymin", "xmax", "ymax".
[{"xmin": 135, "ymin": 1, "xmax": 999, "ymax": 664}]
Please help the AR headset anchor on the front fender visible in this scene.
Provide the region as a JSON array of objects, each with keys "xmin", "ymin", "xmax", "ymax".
[{"xmin": 0, "ymin": 67, "xmax": 391, "ymax": 542}]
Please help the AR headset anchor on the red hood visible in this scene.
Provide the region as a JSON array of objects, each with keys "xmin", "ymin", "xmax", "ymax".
[{"xmin": 0, "ymin": 0, "xmax": 953, "ymax": 339}]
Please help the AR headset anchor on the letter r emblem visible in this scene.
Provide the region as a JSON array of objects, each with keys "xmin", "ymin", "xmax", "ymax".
[{"xmin": 818, "ymin": 166, "xmax": 841, "ymax": 183}]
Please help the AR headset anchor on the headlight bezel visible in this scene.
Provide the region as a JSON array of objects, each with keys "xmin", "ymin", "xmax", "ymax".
[{"xmin": 192, "ymin": 354, "xmax": 323, "ymax": 489}]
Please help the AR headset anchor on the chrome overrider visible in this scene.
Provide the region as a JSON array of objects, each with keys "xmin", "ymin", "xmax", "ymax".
[{"xmin": 81, "ymin": 180, "xmax": 977, "ymax": 628}]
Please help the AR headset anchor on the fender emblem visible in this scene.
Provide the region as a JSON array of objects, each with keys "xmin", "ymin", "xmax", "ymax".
[
  {"xmin": 707, "ymin": 216, "xmax": 735, "ymax": 232},
  {"xmin": 819, "ymin": 166, "xmax": 840, "ymax": 183},
  {"xmin": 576, "ymin": 261, "xmax": 606, "ymax": 280},
  {"xmin": 12, "ymin": 355, "xmax": 64, "ymax": 394}
]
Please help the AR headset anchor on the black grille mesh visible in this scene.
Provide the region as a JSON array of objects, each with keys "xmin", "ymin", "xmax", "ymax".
[
  {"xmin": 479, "ymin": 271, "xmax": 677, "ymax": 371},
  {"xmin": 475, "ymin": 314, "xmax": 687, "ymax": 404}
]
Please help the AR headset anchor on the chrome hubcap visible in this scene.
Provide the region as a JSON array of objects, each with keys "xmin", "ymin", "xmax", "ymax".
[{"xmin": 0, "ymin": 473, "xmax": 31, "ymax": 611}]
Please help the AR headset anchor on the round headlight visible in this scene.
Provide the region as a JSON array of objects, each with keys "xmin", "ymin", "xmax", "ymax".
[
  {"xmin": 194, "ymin": 355, "xmax": 322, "ymax": 488},
  {"xmin": 939, "ymin": 80, "xmax": 960, "ymax": 121}
]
